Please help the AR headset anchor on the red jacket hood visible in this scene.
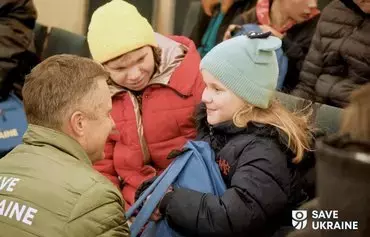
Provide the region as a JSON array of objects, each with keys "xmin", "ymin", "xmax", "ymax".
[{"xmin": 163, "ymin": 34, "xmax": 201, "ymax": 96}]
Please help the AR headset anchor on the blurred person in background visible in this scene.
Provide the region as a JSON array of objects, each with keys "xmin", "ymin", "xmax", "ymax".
[
  {"xmin": 292, "ymin": 0, "xmax": 370, "ymax": 108},
  {"xmin": 87, "ymin": 0, "xmax": 205, "ymax": 210},
  {"xmin": 289, "ymin": 83, "xmax": 370, "ymax": 237},
  {"xmin": 0, "ymin": 0, "xmax": 39, "ymax": 100},
  {"xmin": 192, "ymin": 0, "xmax": 257, "ymax": 57},
  {"xmin": 224, "ymin": 0, "xmax": 320, "ymax": 92}
]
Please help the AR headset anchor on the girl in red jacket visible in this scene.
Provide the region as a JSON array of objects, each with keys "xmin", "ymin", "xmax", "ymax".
[{"xmin": 87, "ymin": 0, "xmax": 205, "ymax": 209}]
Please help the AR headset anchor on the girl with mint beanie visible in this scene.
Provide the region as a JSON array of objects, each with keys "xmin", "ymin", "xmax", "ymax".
[{"xmin": 149, "ymin": 33, "xmax": 314, "ymax": 237}]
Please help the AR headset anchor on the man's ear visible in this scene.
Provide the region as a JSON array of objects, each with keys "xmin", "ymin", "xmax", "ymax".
[{"xmin": 69, "ymin": 111, "xmax": 86, "ymax": 137}]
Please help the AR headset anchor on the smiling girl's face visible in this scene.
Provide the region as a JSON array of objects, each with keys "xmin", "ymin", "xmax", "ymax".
[{"xmin": 201, "ymin": 70, "xmax": 246, "ymax": 125}]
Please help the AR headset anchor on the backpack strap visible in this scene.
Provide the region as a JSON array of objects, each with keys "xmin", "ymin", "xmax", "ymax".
[
  {"xmin": 126, "ymin": 168, "xmax": 167, "ymax": 219},
  {"xmin": 128, "ymin": 150, "xmax": 194, "ymax": 237}
]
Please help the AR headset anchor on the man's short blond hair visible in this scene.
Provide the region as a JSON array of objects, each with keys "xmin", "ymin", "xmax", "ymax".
[{"xmin": 22, "ymin": 54, "xmax": 109, "ymax": 129}]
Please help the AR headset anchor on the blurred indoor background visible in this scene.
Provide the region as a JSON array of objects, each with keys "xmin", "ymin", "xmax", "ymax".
[{"xmin": 33, "ymin": 0, "xmax": 198, "ymax": 36}]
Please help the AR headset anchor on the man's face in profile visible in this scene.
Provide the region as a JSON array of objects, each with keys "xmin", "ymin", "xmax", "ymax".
[{"xmin": 82, "ymin": 79, "xmax": 115, "ymax": 162}]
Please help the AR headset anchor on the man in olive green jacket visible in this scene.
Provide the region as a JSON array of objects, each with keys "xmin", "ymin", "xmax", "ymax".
[{"xmin": 0, "ymin": 55, "xmax": 130, "ymax": 237}]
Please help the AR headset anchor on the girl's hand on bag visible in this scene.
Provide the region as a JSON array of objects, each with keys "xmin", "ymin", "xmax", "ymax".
[
  {"xmin": 259, "ymin": 25, "xmax": 284, "ymax": 39},
  {"xmin": 223, "ymin": 24, "xmax": 241, "ymax": 41},
  {"xmin": 148, "ymin": 186, "xmax": 174, "ymax": 222},
  {"xmin": 150, "ymin": 208, "xmax": 162, "ymax": 222}
]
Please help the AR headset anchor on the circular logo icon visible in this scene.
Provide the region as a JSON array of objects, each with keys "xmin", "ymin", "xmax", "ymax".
[{"xmin": 292, "ymin": 210, "xmax": 308, "ymax": 230}]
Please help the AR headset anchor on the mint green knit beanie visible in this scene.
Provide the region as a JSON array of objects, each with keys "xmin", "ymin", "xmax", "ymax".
[{"xmin": 200, "ymin": 34, "xmax": 281, "ymax": 109}]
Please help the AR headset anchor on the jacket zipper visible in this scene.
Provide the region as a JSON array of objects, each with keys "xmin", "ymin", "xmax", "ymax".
[
  {"xmin": 209, "ymin": 125, "xmax": 214, "ymax": 136},
  {"xmin": 209, "ymin": 125, "xmax": 215, "ymax": 145}
]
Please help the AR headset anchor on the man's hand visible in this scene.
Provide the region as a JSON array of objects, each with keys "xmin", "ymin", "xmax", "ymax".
[
  {"xmin": 201, "ymin": 0, "xmax": 235, "ymax": 16},
  {"xmin": 259, "ymin": 25, "xmax": 284, "ymax": 39}
]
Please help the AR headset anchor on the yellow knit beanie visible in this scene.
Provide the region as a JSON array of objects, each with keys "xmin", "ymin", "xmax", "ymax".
[{"xmin": 87, "ymin": 0, "xmax": 158, "ymax": 63}]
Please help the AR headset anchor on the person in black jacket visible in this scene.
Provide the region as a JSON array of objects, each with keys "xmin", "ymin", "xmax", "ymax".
[
  {"xmin": 0, "ymin": 0, "xmax": 39, "ymax": 100},
  {"xmin": 138, "ymin": 33, "xmax": 313, "ymax": 237}
]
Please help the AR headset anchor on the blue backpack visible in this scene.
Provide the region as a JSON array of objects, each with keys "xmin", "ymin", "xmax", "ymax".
[
  {"xmin": 0, "ymin": 93, "xmax": 28, "ymax": 157},
  {"xmin": 126, "ymin": 141, "xmax": 226, "ymax": 237}
]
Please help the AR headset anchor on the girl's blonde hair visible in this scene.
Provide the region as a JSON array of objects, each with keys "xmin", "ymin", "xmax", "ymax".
[{"xmin": 233, "ymin": 100, "xmax": 313, "ymax": 163}]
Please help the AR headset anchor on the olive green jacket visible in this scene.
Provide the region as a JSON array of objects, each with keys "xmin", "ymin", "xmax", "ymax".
[{"xmin": 0, "ymin": 124, "xmax": 130, "ymax": 237}]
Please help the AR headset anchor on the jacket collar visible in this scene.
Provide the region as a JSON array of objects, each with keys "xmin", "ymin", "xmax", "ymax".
[
  {"xmin": 196, "ymin": 102, "xmax": 279, "ymax": 136},
  {"xmin": 255, "ymin": 0, "xmax": 320, "ymax": 33},
  {"xmin": 211, "ymin": 119, "xmax": 281, "ymax": 138},
  {"xmin": 23, "ymin": 124, "xmax": 92, "ymax": 166},
  {"xmin": 163, "ymin": 35, "xmax": 201, "ymax": 96},
  {"xmin": 195, "ymin": 103, "xmax": 291, "ymax": 151},
  {"xmin": 150, "ymin": 33, "xmax": 187, "ymax": 86},
  {"xmin": 211, "ymin": 120, "xmax": 246, "ymax": 135}
]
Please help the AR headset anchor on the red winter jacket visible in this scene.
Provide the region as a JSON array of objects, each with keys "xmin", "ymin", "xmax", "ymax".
[{"xmin": 94, "ymin": 35, "xmax": 205, "ymax": 209}]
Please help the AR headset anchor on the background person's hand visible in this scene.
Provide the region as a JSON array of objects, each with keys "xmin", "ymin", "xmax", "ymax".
[
  {"xmin": 220, "ymin": 0, "xmax": 235, "ymax": 14},
  {"xmin": 259, "ymin": 25, "xmax": 284, "ymax": 39},
  {"xmin": 223, "ymin": 24, "xmax": 241, "ymax": 41},
  {"xmin": 201, "ymin": 0, "xmax": 220, "ymax": 16},
  {"xmin": 202, "ymin": 0, "xmax": 235, "ymax": 16}
]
